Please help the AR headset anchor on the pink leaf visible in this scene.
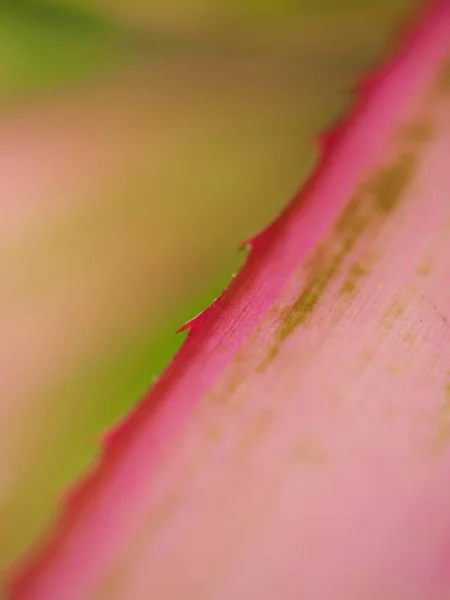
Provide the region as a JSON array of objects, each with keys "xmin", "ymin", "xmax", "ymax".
[{"xmin": 8, "ymin": 1, "xmax": 450, "ymax": 598}]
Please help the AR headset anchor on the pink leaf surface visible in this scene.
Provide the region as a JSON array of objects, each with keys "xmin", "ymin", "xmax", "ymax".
[{"xmin": 8, "ymin": 1, "xmax": 450, "ymax": 598}]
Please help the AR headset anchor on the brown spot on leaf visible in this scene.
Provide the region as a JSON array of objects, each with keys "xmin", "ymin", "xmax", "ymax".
[
  {"xmin": 288, "ymin": 437, "xmax": 328, "ymax": 469},
  {"xmin": 340, "ymin": 261, "xmax": 368, "ymax": 295},
  {"xmin": 434, "ymin": 384, "xmax": 450, "ymax": 451},
  {"xmin": 235, "ymin": 410, "xmax": 274, "ymax": 455},
  {"xmin": 431, "ymin": 59, "xmax": 450, "ymax": 98},
  {"xmin": 399, "ymin": 120, "xmax": 434, "ymax": 148},
  {"xmin": 371, "ymin": 152, "xmax": 416, "ymax": 214},
  {"xmin": 382, "ymin": 297, "xmax": 405, "ymax": 329},
  {"xmin": 261, "ymin": 147, "xmax": 418, "ymax": 368},
  {"xmin": 416, "ymin": 258, "xmax": 433, "ymax": 278},
  {"xmin": 403, "ymin": 331, "xmax": 416, "ymax": 345}
]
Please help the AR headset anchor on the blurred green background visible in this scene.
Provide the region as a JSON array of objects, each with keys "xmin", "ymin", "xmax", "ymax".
[{"xmin": 0, "ymin": 0, "xmax": 417, "ymax": 580}]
